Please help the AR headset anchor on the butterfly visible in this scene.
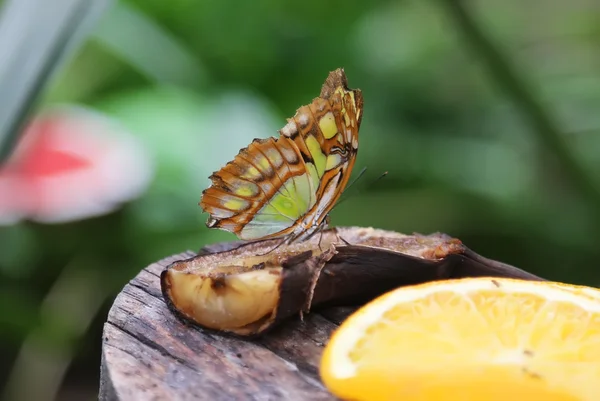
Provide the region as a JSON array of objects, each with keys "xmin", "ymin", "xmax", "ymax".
[{"xmin": 200, "ymin": 68, "xmax": 363, "ymax": 244}]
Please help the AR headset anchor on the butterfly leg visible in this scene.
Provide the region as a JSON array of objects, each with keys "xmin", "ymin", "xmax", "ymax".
[
  {"xmin": 255, "ymin": 235, "xmax": 291, "ymax": 256},
  {"xmin": 301, "ymin": 217, "xmax": 329, "ymax": 251},
  {"xmin": 316, "ymin": 219, "xmax": 334, "ymax": 251},
  {"xmin": 317, "ymin": 228, "xmax": 325, "ymax": 251},
  {"xmin": 333, "ymin": 227, "xmax": 351, "ymax": 246}
]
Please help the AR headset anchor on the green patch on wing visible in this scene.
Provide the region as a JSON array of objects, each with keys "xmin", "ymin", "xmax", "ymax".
[
  {"xmin": 239, "ymin": 173, "xmax": 317, "ymax": 240},
  {"xmin": 305, "ymin": 135, "xmax": 326, "ymax": 177}
]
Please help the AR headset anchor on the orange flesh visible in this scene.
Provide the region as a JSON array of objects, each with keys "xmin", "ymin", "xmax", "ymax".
[{"xmin": 320, "ymin": 279, "xmax": 600, "ymax": 401}]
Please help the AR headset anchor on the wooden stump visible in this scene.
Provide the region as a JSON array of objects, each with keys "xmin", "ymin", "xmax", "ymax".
[
  {"xmin": 99, "ymin": 231, "xmax": 543, "ymax": 401},
  {"xmin": 100, "ymin": 251, "xmax": 350, "ymax": 401}
]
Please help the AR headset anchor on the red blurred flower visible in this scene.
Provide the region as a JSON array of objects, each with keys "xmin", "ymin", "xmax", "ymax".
[{"xmin": 0, "ymin": 106, "xmax": 153, "ymax": 225}]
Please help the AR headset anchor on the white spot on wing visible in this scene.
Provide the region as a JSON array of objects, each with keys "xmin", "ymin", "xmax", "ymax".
[
  {"xmin": 279, "ymin": 145, "xmax": 298, "ymax": 164},
  {"xmin": 298, "ymin": 113, "xmax": 309, "ymax": 127},
  {"xmin": 281, "ymin": 120, "xmax": 298, "ymax": 137}
]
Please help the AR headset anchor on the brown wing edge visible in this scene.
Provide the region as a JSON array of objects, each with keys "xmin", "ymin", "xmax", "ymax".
[
  {"xmin": 200, "ymin": 137, "xmax": 271, "ymax": 230},
  {"xmin": 320, "ymin": 68, "xmax": 348, "ymax": 99},
  {"xmin": 319, "ymin": 68, "xmax": 365, "ymax": 129}
]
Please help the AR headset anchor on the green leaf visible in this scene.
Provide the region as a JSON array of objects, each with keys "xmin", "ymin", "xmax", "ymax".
[{"xmin": 0, "ymin": 0, "xmax": 113, "ymax": 161}]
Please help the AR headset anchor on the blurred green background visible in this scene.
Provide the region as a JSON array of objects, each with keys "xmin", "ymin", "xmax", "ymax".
[{"xmin": 1, "ymin": 0, "xmax": 600, "ymax": 399}]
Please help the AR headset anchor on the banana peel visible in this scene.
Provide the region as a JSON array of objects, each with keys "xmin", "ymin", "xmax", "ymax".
[{"xmin": 161, "ymin": 227, "xmax": 543, "ymax": 336}]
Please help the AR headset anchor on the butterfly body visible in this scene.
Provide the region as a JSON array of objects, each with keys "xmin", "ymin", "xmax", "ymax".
[{"xmin": 200, "ymin": 68, "xmax": 363, "ymax": 243}]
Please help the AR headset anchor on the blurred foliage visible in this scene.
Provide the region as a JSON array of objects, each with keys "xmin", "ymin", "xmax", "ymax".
[{"xmin": 1, "ymin": 0, "xmax": 600, "ymax": 399}]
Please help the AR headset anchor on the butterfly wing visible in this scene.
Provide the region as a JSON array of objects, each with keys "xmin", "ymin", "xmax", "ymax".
[{"xmin": 200, "ymin": 68, "xmax": 363, "ymax": 241}]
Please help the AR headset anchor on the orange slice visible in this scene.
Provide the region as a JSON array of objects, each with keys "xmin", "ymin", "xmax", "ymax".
[{"xmin": 320, "ymin": 277, "xmax": 600, "ymax": 401}]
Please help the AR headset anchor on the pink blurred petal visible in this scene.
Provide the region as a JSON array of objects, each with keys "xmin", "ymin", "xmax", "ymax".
[
  {"xmin": 0, "ymin": 106, "xmax": 154, "ymax": 225},
  {"xmin": 0, "ymin": 174, "xmax": 25, "ymax": 224}
]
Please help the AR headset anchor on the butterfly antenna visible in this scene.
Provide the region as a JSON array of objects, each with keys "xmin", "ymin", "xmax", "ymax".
[
  {"xmin": 334, "ymin": 169, "xmax": 388, "ymax": 209},
  {"xmin": 344, "ymin": 166, "xmax": 368, "ymax": 193},
  {"xmin": 333, "ymin": 166, "xmax": 368, "ymax": 206},
  {"xmin": 372, "ymin": 171, "xmax": 389, "ymax": 184}
]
